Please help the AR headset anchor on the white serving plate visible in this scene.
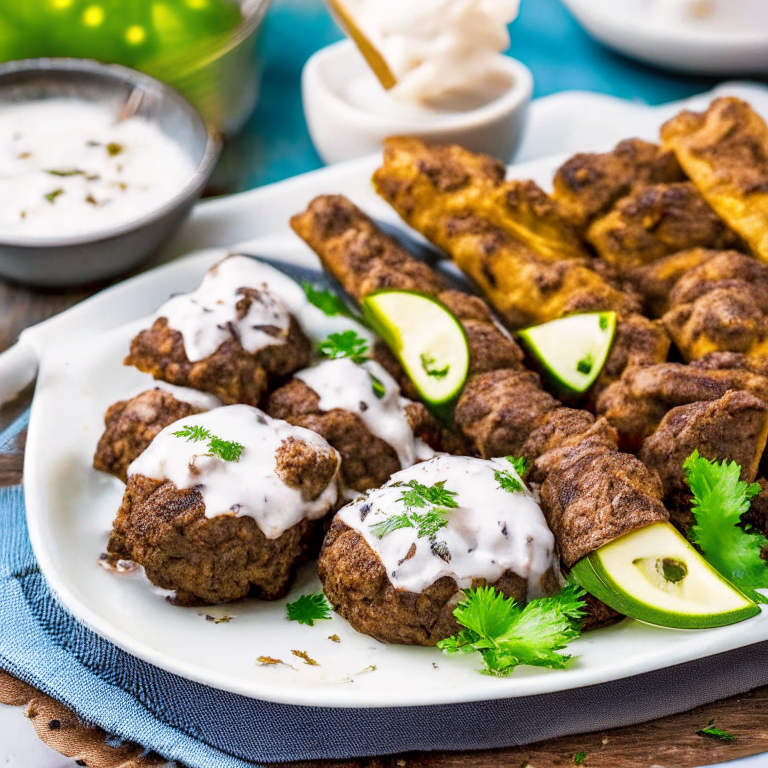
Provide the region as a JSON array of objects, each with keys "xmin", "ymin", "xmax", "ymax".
[
  {"xmin": 562, "ymin": 0, "xmax": 768, "ymax": 76},
  {"xmin": 20, "ymin": 83, "xmax": 768, "ymax": 710}
]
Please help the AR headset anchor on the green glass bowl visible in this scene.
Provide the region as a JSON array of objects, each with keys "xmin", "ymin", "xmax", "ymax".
[{"xmin": 143, "ymin": 0, "xmax": 270, "ymax": 135}]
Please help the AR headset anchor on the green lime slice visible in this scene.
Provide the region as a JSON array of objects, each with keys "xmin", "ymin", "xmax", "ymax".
[
  {"xmin": 361, "ymin": 290, "xmax": 470, "ymax": 415},
  {"xmin": 571, "ymin": 522, "xmax": 760, "ymax": 630},
  {"xmin": 518, "ymin": 311, "xmax": 617, "ymax": 394}
]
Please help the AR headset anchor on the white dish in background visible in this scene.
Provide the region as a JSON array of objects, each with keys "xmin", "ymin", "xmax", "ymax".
[
  {"xmin": 562, "ymin": 0, "xmax": 768, "ymax": 76},
  {"xmin": 302, "ymin": 40, "xmax": 533, "ymax": 165}
]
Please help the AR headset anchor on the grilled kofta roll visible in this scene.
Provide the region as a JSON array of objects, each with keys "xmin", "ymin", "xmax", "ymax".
[
  {"xmin": 125, "ymin": 255, "xmax": 314, "ymax": 406},
  {"xmin": 319, "ymin": 454, "xmax": 557, "ymax": 645},
  {"xmin": 93, "ymin": 386, "xmax": 222, "ymax": 482},
  {"xmin": 107, "ymin": 405, "xmax": 341, "ymax": 606}
]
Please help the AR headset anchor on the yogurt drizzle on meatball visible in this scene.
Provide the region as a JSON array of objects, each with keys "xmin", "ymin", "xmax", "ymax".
[
  {"xmin": 129, "ymin": 405, "xmax": 341, "ymax": 539},
  {"xmin": 295, "ymin": 357, "xmax": 435, "ymax": 469},
  {"xmin": 337, "ymin": 454, "xmax": 556, "ymax": 597},
  {"xmin": 156, "ymin": 255, "xmax": 374, "ymax": 363}
]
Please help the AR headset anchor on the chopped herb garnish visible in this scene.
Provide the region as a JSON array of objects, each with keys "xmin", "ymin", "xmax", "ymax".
[
  {"xmin": 318, "ymin": 330, "xmax": 369, "ymax": 364},
  {"xmin": 684, "ymin": 450, "xmax": 768, "ymax": 603},
  {"xmin": 370, "ymin": 512, "xmax": 414, "ymax": 539},
  {"xmin": 574, "ymin": 752, "xmax": 587, "ymax": 765},
  {"xmin": 286, "ymin": 593, "xmax": 332, "ymax": 626},
  {"xmin": 420, "ymin": 353, "xmax": 450, "ymax": 380},
  {"xmin": 495, "ymin": 469, "xmax": 524, "ymax": 494},
  {"xmin": 576, "ymin": 355, "xmax": 593, "ymax": 375},
  {"xmin": 506, "ymin": 455, "xmax": 529, "ymax": 478},
  {"xmin": 257, "ymin": 656, "xmax": 284, "ymax": 666},
  {"xmin": 697, "ymin": 719, "xmax": 735, "ymax": 742},
  {"xmin": 599, "ymin": 314, "xmax": 609, "ymax": 331},
  {"xmin": 370, "ymin": 372, "xmax": 386, "ymax": 399},
  {"xmin": 46, "ymin": 168, "xmax": 84, "ymax": 177},
  {"xmin": 106, "ymin": 142, "xmax": 124, "ymax": 157},
  {"xmin": 205, "ymin": 614, "xmax": 233, "ymax": 624},
  {"xmin": 328, "ymin": 634, "xmax": 341, "ymax": 643},
  {"xmin": 85, "ymin": 194, "xmax": 98, "ymax": 206},
  {"xmin": 44, "ymin": 188, "xmax": 64, "ymax": 203},
  {"xmin": 369, "ymin": 480, "xmax": 458, "ymax": 564},
  {"xmin": 172, "ymin": 424, "xmax": 244, "ymax": 463},
  {"xmin": 397, "ymin": 480, "xmax": 459, "ymax": 511},
  {"xmin": 411, "ymin": 509, "xmax": 450, "ymax": 540},
  {"xmin": 291, "ymin": 649, "xmax": 319, "ymax": 666},
  {"xmin": 438, "ymin": 583, "xmax": 587, "ymax": 677},
  {"xmin": 302, "ymin": 282, "xmax": 361, "ymax": 322}
]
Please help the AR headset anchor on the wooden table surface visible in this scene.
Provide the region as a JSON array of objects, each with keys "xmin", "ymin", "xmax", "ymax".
[{"xmin": 2, "ymin": 278, "xmax": 768, "ymax": 768}]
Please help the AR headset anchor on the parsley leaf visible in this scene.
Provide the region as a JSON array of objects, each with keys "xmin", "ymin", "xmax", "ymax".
[
  {"xmin": 318, "ymin": 330, "xmax": 369, "ymax": 364},
  {"xmin": 574, "ymin": 752, "xmax": 587, "ymax": 765},
  {"xmin": 495, "ymin": 470, "xmax": 524, "ymax": 494},
  {"xmin": 173, "ymin": 425, "xmax": 244, "ymax": 463},
  {"xmin": 697, "ymin": 719, "xmax": 735, "ymax": 742},
  {"xmin": 411, "ymin": 509, "xmax": 450, "ymax": 539},
  {"xmin": 370, "ymin": 512, "xmax": 414, "ymax": 539},
  {"xmin": 495, "ymin": 457, "xmax": 528, "ymax": 494},
  {"xmin": 302, "ymin": 282, "xmax": 361, "ymax": 322},
  {"xmin": 173, "ymin": 424, "xmax": 212, "ymax": 443},
  {"xmin": 438, "ymin": 584, "xmax": 587, "ymax": 677},
  {"xmin": 286, "ymin": 593, "xmax": 333, "ymax": 626},
  {"xmin": 684, "ymin": 450, "xmax": 768, "ymax": 601},
  {"xmin": 397, "ymin": 480, "xmax": 459, "ymax": 510},
  {"xmin": 420, "ymin": 353, "xmax": 450, "ymax": 380}
]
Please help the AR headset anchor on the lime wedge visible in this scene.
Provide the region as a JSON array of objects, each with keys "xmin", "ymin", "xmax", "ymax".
[
  {"xmin": 361, "ymin": 290, "xmax": 470, "ymax": 416},
  {"xmin": 327, "ymin": 0, "xmax": 398, "ymax": 90},
  {"xmin": 518, "ymin": 311, "xmax": 617, "ymax": 394},
  {"xmin": 571, "ymin": 522, "xmax": 760, "ymax": 629}
]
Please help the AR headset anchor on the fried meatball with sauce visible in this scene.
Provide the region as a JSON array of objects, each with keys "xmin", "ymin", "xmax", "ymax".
[
  {"xmin": 125, "ymin": 256, "xmax": 312, "ymax": 407},
  {"xmin": 107, "ymin": 405, "xmax": 341, "ymax": 606},
  {"xmin": 318, "ymin": 455, "xmax": 557, "ymax": 646},
  {"xmin": 93, "ymin": 388, "xmax": 221, "ymax": 482}
]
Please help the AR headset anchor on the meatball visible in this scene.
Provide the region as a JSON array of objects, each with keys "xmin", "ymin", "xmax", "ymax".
[
  {"xmin": 93, "ymin": 388, "xmax": 220, "ymax": 482},
  {"xmin": 318, "ymin": 455, "xmax": 557, "ymax": 646},
  {"xmin": 125, "ymin": 256, "xmax": 312, "ymax": 406},
  {"xmin": 107, "ymin": 405, "xmax": 341, "ymax": 605}
]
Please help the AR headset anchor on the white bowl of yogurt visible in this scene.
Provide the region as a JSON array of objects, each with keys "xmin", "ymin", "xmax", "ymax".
[
  {"xmin": 0, "ymin": 59, "xmax": 221, "ymax": 288},
  {"xmin": 303, "ymin": 39, "xmax": 533, "ymax": 165}
]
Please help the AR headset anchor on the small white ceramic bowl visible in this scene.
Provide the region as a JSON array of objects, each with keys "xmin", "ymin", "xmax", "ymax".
[{"xmin": 302, "ymin": 40, "xmax": 533, "ymax": 165}]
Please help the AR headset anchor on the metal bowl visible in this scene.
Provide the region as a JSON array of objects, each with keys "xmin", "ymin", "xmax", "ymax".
[
  {"xmin": 147, "ymin": 0, "xmax": 271, "ymax": 135},
  {"xmin": 0, "ymin": 58, "xmax": 222, "ymax": 288}
]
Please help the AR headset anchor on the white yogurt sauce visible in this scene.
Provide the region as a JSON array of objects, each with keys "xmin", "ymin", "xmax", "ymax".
[
  {"xmin": 337, "ymin": 454, "xmax": 555, "ymax": 596},
  {"xmin": 128, "ymin": 405, "xmax": 341, "ymax": 540},
  {"xmin": 156, "ymin": 255, "xmax": 375, "ymax": 362},
  {"xmin": 341, "ymin": 0, "xmax": 520, "ymax": 103},
  {"xmin": 632, "ymin": 0, "xmax": 766, "ymax": 29},
  {"xmin": 0, "ymin": 98, "xmax": 196, "ymax": 239},
  {"xmin": 295, "ymin": 357, "xmax": 435, "ymax": 469}
]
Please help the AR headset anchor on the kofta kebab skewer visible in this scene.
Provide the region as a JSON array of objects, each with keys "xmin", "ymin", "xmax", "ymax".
[{"xmin": 290, "ymin": 195, "xmax": 669, "ymax": 579}]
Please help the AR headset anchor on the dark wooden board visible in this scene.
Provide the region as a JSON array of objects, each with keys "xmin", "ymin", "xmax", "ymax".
[{"xmin": 1, "ymin": 277, "xmax": 767, "ymax": 768}]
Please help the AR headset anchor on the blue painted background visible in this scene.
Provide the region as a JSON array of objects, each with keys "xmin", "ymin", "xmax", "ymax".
[{"xmin": 219, "ymin": 0, "xmax": 723, "ymax": 192}]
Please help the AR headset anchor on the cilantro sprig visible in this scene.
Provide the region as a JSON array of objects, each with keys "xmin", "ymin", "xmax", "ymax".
[
  {"xmin": 318, "ymin": 330, "xmax": 369, "ymax": 364},
  {"xmin": 286, "ymin": 593, "xmax": 333, "ymax": 626},
  {"xmin": 495, "ymin": 456, "xmax": 528, "ymax": 494},
  {"xmin": 397, "ymin": 479, "xmax": 459, "ymax": 510},
  {"xmin": 683, "ymin": 450, "xmax": 768, "ymax": 603},
  {"xmin": 172, "ymin": 424, "xmax": 244, "ymax": 463},
  {"xmin": 438, "ymin": 584, "xmax": 587, "ymax": 677},
  {"xmin": 302, "ymin": 282, "xmax": 364, "ymax": 324}
]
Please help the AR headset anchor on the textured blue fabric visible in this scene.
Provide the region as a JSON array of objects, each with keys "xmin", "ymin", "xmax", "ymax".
[
  {"xmin": 6, "ymin": 408, "xmax": 768, "ymax": 767},
  {"xmin": 223, "ymin": 0, "xmax": 732, "ymax": 192}
]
